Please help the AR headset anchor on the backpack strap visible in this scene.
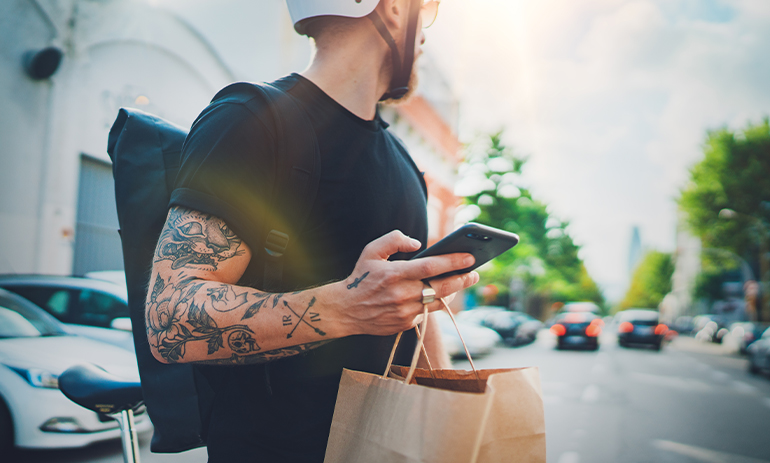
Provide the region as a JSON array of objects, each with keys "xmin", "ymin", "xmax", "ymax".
[
  {"xmin": 212, "ymin": 82, "xmax": 320, "ymax": 291},
  {"xmin": 258, "ymin": 83, "xmax": 320, "ymax": 291}
]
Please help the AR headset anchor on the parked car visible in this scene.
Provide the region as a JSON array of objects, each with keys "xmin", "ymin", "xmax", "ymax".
[
  {"xmin": 616, "ymin": 309, "xmax": 668, "ymax": 351},
  {"xmin": 0, "ymin": 288, "xmax": 151, "ymax": 452},
  {"xmin": 83, "ymin": 270, "xmax": 127, "ymax": 287},
  {"xmin": 479, "ymin": 311, "xmax": 522, "ymax": 345},
  {"xmin": 435, "ymin": 311, "xmax": 502, "ymax": 359},
  {"xmin": 694, "ymin": 315, "xmax": 729, "ymax": 344},
  {"xmin": 747, "ymin": 327, "xmax": 770, "ymax": 375},
  {"xmin": 509, "ymin": 313, "xmax": 544, "ymax": 346},
  {"xmin": 723, "ymin": 322, "xmax": 770, "ymax": 355},
  {"xmin": 455, "ymin": 306, "xmax": 506, "ymax": 325},
  {"xmin": 480, "ymin": 311, "xmax": 543, "ymax": 346},
  {"xmin": 550, "ymin": 312, "xmax": 602, "ymax": 351},
  {"xmin": 0, "ymin": 274, "xmax": 133, "ymax": 351}
]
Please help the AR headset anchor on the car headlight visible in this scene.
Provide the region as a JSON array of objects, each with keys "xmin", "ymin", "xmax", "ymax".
[{"xmin": 6, "ymin": 365, "xmax": 59, "ymax": 388}]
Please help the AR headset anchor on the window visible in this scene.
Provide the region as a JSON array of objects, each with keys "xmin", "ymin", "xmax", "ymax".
[
  {"xmin": 74, "ymin": 290, "xmax": 129, "ymax": 328},
  {"xmin": 2, "ymin": 286, "xmax": 74, "ymax": 323}
]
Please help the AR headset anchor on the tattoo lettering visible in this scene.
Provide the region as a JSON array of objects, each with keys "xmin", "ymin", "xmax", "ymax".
[
  {"xmin": 282, "ymin": 315, "xmax": 293, "ymax": 326},
  {"xmin": 284, "ymin": 298, "xmax": 326, "ymax": 338},
  {"xmin": 309, "ymin": 312, "xmax": 321, "ymax": 322},
  {"xmin": 347, "ymin": 271, "xmax": 370, "ymax": 290},
  {"xmin": 155, "ymin": 208, "xmax": 243, "ymax": 271}
]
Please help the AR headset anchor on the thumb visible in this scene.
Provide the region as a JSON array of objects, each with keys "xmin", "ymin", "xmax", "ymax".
[{"xmin": 360, "ymin": 230, "xmax": 421, "ymax": 261}]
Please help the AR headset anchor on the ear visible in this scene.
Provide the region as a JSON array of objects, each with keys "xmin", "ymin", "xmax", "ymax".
[{"xmin": 377, "ymin": 0, "xmax": 404, "ymax": 29}]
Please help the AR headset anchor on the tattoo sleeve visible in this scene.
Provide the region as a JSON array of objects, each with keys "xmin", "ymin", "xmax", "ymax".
[
  {"xmin": 155, "ymin": 207, "xmax": 244, "ymax": 271},
  {"xmin": 195, "ymin": 340, "xmax": 333, "ymax": 366},
  {"xmin": 146, "ymin": 207, "xmax": 332, "ymax": 364}
]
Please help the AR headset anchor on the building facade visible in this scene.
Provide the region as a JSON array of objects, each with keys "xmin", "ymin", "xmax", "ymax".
[{"xmin": 0, "ymin": 0, "xmax": 461, "ymax": 277}]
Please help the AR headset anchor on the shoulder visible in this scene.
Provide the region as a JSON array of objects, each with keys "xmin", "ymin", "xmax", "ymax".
[
  {"xmin": 383, "ymin": 128, "xmax": 408, "ymax": 150},
  {"xmin": 183, "ymin": 87, "xmax": 277, "ymax": 159}
]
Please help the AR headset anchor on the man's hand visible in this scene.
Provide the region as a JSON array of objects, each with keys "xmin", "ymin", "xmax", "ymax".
[
  {"xmin": 325, "ymin": 230, "xmax": 479, "ymax": 337},
  {"xmin": 146, "ymin": 210, "xmax": 479, "ymax": 365}
]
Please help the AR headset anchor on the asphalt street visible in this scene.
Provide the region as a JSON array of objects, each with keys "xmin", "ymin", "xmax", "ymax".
[
  {"xmin": 453, "ymin": 332, "xmax": 770, "ymax": 463},
  {"xmin": 11, "ymin": 332, "xmax": 770, "ymax": 463}
]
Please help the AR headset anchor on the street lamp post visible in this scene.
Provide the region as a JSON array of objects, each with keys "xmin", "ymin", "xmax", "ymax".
[{"xmin": 719, "ymin": 208, "xmax": 770, "ymax": 321}]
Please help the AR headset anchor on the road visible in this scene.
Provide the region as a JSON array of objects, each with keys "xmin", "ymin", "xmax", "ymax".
[
  {"xmin": 11, "ymin": 332, "xmax": 770, "ymax": 463},
  {"xmin": 453, "ymin": 331, "xmax": 770, "ymax": 463}
]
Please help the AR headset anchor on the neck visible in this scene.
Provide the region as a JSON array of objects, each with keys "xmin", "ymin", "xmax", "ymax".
[{"xmin": 300, "ymin": 30, "xmax": 391, "ymax": 121}]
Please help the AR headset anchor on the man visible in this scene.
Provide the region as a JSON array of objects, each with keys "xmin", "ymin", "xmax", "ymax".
[{"xmin": 145, "ymin": 0, "xmax": 478, "ymax": 461}]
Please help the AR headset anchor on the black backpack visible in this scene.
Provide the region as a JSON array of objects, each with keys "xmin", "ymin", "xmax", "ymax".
[{"xmin": 106, "ymin": 82, "xmax": 320, "ymax": 452}]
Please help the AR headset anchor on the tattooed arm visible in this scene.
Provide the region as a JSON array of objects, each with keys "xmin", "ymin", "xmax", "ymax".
[{"xmin": 145, "ymin": 207, "xmax": 480, "ymax": 365}]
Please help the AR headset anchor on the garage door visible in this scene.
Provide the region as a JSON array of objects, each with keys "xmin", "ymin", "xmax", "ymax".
[{"xmin": 72, "ymin": 155, "xmax": 123, "ymax": 275}]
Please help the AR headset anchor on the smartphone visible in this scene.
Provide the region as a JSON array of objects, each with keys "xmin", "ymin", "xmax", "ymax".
[{"xmin": 411, "ymin": 223, "xmax": 519, "ymax": 279}]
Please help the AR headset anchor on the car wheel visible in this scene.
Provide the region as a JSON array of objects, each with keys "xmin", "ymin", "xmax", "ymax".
[
  {"xmin": 0, "ymin": 396, "xmax": 13, "ymax": 454},
  {"xmin": 654, "ymin": 342, "xmax": 662, "ymax": 352}
]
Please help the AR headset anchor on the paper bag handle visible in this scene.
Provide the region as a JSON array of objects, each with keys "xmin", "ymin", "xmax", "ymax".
[{"xmin": 383, "ymin": 297, "xmax": 480, "ymax": 383}]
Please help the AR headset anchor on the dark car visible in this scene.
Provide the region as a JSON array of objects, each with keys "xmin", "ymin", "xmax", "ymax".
[
  {"xmin": 509, "ymin": 313, "xmax": 544, "ymax": 346},
  {"xmin": 0, "ymin": 275, "xmax": 132, "ymax": 351},
  {"xmin": 479, "ymin": 311, "xmax": 522, "ymax": 344},
  {"xmin": 550, "ymin": 312, "xmax": 602, "ymax": 351},
  {"xmin": 747, "ymin": 327, "xmax": 770, "ymax": 375},
  {"xmin": 616, "ymin": 309, "xmax": 668, "ymax": 351}
]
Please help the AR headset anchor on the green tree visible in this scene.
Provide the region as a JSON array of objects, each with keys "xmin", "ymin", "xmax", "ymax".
[
  {"xmin": 457, "ymin": 132, "xmax": 603, "ymax": 318},
  {"xmin": 678, "ymin": 118, "xmax": 770, "ymax": 318},
  {"xmin": 619, "ymin": 251, "xmax": 674, "ymax": 309}
]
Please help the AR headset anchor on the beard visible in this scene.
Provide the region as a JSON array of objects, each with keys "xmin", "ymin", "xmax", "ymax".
[{"xmin": 381, "ymin": 64, "xmax": 419, "ymax": 106}]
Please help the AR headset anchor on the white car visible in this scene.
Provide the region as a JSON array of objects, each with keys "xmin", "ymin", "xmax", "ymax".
[
  {"xmin": 435, "ymin": 311, "xmax": 502, "ymax": 359},
  {"xmin": 0, "ymin": 288, "xmax": 151, "ymax": 451},
  {"xmin": 0, "ymin": 273, "xmax": 134, "ymax": 351}
]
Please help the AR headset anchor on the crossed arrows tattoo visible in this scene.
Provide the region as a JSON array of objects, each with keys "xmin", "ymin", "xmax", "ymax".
[{"xmin": 284, "ymin": 297, "xmax": 326, "ymax": 338}]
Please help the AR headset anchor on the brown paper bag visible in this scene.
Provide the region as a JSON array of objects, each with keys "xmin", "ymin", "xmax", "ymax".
[{"xmin": 324, "ymin": 303, "xmax": 546, "ymax": 463}]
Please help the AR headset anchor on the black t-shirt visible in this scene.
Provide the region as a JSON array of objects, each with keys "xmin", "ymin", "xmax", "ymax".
[{"xmin": 170, "ymin": 74, "xmax": 428, "ymax": 462}]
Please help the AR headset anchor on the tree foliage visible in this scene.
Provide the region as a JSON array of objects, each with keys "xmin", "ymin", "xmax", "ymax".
[
  {"xmin": 457, "ymin": 132, "xmax": 603, "ymax": 316},
  {"xmin": 679, "ymin": 118, "xmax": 770, "ymax": 260},
  {"xmin": 619, "ymin": 251, "xmax": 674, "ymax": 310}
]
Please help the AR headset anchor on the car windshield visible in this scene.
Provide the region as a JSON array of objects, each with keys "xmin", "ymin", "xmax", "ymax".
[
  {"xmin": 0, "ymin": 296, "xmax": 66, "ymax": 338},
  {"xmin": 556, "ymin": 312, "xmax": 596, "ymax": 324},
  {"xmin": 619, "ymin": 310, "xmax": 659, "ymax": 322}
]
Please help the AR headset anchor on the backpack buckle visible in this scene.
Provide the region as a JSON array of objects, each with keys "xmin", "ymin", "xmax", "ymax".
[{"xmin": 264, "ymin": 230, "xmax": 289, "ymax": 257}]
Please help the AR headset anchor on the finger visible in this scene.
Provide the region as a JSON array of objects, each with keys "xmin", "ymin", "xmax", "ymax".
[
  {"xmin": 401, "ymin": 253, "xmax": 475, "ymax": 281},
  {"xmin": 360, "ymin": 230, "xmax": 421, "ymax": 261},
  {"xmin": 426, "ymin": 271, "xmax": 480, "ymax": 301}
]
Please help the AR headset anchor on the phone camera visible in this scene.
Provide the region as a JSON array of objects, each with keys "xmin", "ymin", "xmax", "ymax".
[{"xmin": 466, "ymin": 233, "xmax": 491, "ymax": 241}]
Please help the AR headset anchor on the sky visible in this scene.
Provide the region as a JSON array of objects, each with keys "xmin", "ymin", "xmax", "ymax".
[{"xmin": 421, "ymin": 0, "xmax": 770, "ymax": 301}]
